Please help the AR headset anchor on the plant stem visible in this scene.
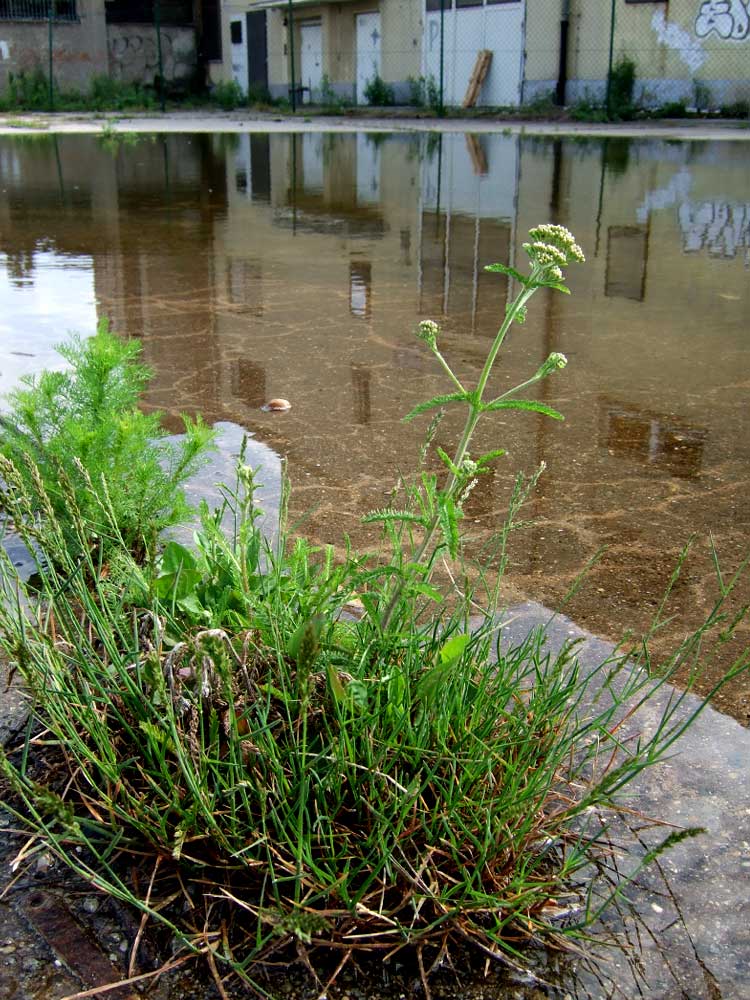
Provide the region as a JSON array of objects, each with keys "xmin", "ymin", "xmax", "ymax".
[{"xmin": 380, "ymin": 276, "xmax": 539, "ymax": 630}]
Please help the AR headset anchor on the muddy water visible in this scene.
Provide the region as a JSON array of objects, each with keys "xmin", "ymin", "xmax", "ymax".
[{"xmin": 0, "ymin": 131, "xmax": 748, "ymax": 724}]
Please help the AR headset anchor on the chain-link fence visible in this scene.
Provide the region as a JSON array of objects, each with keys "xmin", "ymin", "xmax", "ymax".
[
  {"xmin": 604, "ymin": 0, "xmax": 750, "ymax": 113},
  {"xmin": 269, "ymin": 0, "xmax": 749, "ymax": 115}
]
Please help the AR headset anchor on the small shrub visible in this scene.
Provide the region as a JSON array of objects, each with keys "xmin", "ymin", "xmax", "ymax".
[
  {"xmin": 5, "ymin": 69, "xmax": 51, "ymax": 110},
  {"xmin": 692, "ymin": 78, "xmax": 713, "ymax": 111},
  {"xmin": 570, "ymin": 97, "xmax": 608, "ymax": 123},
  {"xmin": 523, "ymin": 90, "xmax": 556, "ymax": 115},
  {"xmin": 408, "ymin": 74, "xmax": 440, "ymax": 112},
  {"xmin": 407, "ymin": 74, "xmax": 425, "ymax": 107},
  {"xmin": 607, "ymin": 56, "xmax": 637, "ymax": 120},
  {"xmin": 720, "ymin": 99, "xmax": 749, "ymax": 119},
  {"xmin": 363, "ymin": 73, "xmax": 395, "ymax": 107},
  {"xmin": 246, "ymin": 81, "xmax": 272, "ymax": 106},
  {"xmin": 210, "ymin": 79, "xmax": 245, "ymax": 110},
  {"xmin": 0, "ymin": 320, "xmax": 214, "ymax": 562},
  {"xmin": 657, "ymin": 99, "xmax": 689, "ymax": 118},
  {"xmin": 88, "ymin": 74, "xmax": 157, "ymax": 112}
]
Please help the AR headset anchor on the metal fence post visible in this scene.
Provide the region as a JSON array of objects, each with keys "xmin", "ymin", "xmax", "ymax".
[
  {"xmin": 438, "ymin": 0, "xmax": 445, "ymax": 116},
  {"xmin": 555, "ymin": 0, "xmax": 570, "ymax": 106},
  {"xmin": 47, "ymin": 0, "xmax": 54, "ymax": 110},
  {"xmin": 605, "ymin": 0, "xmax": 616, "ymax": 118},
  {"xmin": 155, "ymin": 0, "xmax": 166, "ymax": 112},
  {"xmin": 288, "ymin": 0, "xmax": 296, "ymax": 112}
]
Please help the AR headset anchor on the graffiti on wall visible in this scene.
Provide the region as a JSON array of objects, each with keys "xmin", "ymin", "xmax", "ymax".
[
  {"xmin": 695, "ymin": 0, "xmax": 750, "ymax": 41},
  {"xmin": 651, "ymin": 12, "xmax": 707, "ymax": 71},
  {"xmin": 109, "ymin": 29, "xmax": 194, "ymax": 84}
]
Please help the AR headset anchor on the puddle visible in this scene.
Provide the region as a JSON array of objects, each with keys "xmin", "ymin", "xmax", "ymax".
[{"xmin": 2, "ymin": 130, "xmax": 747, "ymax": 723}]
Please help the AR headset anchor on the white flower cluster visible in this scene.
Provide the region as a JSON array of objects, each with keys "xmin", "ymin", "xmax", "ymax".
[
  {"xmin": 522, "ymin": 225, "xmax": 585, "ymax": 278},
  {"xmin": 528, "ymin": 224, "xmax": 585, "ymax": 264},
  {"xmin": 548, "ymin": 352, "xmax": 568, "ymax": 369}
]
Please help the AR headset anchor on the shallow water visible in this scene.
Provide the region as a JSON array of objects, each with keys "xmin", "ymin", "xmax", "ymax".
[{"xmin": 0, "ymin": 130, "xmax": 748, "ymax": 723}]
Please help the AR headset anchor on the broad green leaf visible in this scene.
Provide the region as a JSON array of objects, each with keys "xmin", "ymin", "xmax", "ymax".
[
  {"xmin": 410, "ymin": 582, "xmax": 443, "ymax": 602},
  {"xmin": 416, "ymin": 663, "xmax": 449, "ymax": 702},
  {"xmin": 160, "ymin": 540, "xmax": 197, "ymax": 575},
  {"xmin": 326, "ymin": 662, "xmax": 346, "ymax": 704},
  {"xmin": 287, "ymin": 616, "xmax": 324, "ymax": 672},
  {"xmin": 346, "ymin": 680, "xmax": 368, "ymax": 710},
  {"xmin": 439, "ymin": 633, "xmax": 471, "ymax": 666}
]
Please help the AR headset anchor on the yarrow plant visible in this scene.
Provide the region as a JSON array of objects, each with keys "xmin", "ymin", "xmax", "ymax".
[
  {"xmin": 372, "ymin": 224, "xmax": 585, "ymax": 628},
  {"xmin": 0, "ymin": 226, "xmax": 747, "ymax": 999}
]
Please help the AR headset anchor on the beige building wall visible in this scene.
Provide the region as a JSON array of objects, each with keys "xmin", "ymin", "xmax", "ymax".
[
  {"xmin": 568, "ymin": 0, "xmax": 750, "ymax": 107},
  {"xmin": 523, "ymin": 0, "xmax": 562, "ymax": 101},
  {"xmin": 219, "ymin": 0, "xmax": 421, "ymax": 104}
]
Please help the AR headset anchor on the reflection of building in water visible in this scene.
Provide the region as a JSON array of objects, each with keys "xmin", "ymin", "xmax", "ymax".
[
  {"xmin": 90, "ymin": 135, "xmax": 228, "ymax": 421},
  {"xmin": 599, "ymin": 400, "xmax": 707, "ymax": 479},
  {"xmin": 679, "ymin": 199, "xmax": 750, "ymax": 262},
  {"xmin": 349, "ymin": 260, "xmax": 372, "ymax": 319},
  {"xmin": 350, "ymin": 364, "xmax": 372, "ymax": 426},
  {"xmin": 419, "ymin": 133, "xmax": 517, "ymax": 335},
  {"xmin": 605, "ymin": 225, "xmax": 649, "ymax": 301}
]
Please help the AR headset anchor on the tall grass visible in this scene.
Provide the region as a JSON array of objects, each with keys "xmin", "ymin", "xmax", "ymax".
[{"xmin": 0, "ymin": 230, "xmax": 748, "ymax": 996}]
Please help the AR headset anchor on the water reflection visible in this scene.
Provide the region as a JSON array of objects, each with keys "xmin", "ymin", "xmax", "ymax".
[
  {"xmin": 1, "ymin": 126, "xmax": 749, "ymax": 998},
  {"xmin": 0, "ymin": 131, "xmax": 748, "ymax": 735}
]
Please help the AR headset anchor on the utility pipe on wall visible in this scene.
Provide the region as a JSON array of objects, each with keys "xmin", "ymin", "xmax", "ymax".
[{"xmin": 555, "ymin": 0, "xmax": 570, "ymax": 106}]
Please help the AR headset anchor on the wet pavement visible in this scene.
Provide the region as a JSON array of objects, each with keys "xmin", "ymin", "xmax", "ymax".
[
  {"xmin": 0, "ymin": 126, "xmax": 748, "ymax": 724},
  {"xmin": 0, "ymin": 118, "xmax": 748, "ymax": 996}
]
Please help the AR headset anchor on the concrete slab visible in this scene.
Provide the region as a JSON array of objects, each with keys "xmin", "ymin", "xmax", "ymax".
[{"xmin": 0, "ymin": 110, "xmax": 749, "ymax": 141}]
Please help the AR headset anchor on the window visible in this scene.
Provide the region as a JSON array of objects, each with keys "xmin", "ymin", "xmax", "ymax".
[
  {"xmin": 105, "ymin": 1, "xmax": 193, "ymax": 26},
  {"xmin": 230, "ymin": 19, "xmax": 242, "ymax": 45},
  {"xmin": 0, "ymin": 0, "xmax": 77, "ymax": 21}
]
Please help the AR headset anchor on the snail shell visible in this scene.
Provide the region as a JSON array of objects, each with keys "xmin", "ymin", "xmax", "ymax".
[{"xmin": 263, "ymin": 398, "xmax": 291, "ymax": 412}]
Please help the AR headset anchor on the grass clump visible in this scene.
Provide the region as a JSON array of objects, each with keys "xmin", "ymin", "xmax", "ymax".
[{"xmin": 0, "ymin": 231, "xmax": 748, "ymax": 996}]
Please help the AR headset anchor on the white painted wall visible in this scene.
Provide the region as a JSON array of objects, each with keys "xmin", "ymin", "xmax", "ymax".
[
  {"xmin": 356, "ymin": 12, "xmax": 382, "ymax": 104},
  {"xmin": 423, "ymin": 1, "xmax": 525, "ymax": 108},
  {"xmin": 230, "ymin": 18, "xmax": 248, "ymax": 94},
  {"xmin": 300, "ymin": 21, "xmax": 323, "ymax": 102}
]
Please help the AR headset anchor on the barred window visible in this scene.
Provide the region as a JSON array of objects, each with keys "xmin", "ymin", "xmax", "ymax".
[
  {"xmin": 0, "ymin": 0, "xmax": 77, "ymax": 20},
  {"xmin": 105, "ymin": 0, "xmax": 193, "ymax": 25}
]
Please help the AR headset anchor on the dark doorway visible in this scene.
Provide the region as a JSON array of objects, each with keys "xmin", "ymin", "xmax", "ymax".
[{"xmin": 246, "ymin": 10, "xmax": 268, "ymax": 94}]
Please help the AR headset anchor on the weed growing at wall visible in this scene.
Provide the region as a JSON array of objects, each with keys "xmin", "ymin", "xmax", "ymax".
[
  {"xmin": 363, "ymin": 74, "xmax": 395, "ymax": 107},
  {"xmin": 0, "ymin": 229, "xmax": 747, "ymax": 996},
  {"xmin": 607, "ymin": 56, "xmax": 637, "ymax": 121}
]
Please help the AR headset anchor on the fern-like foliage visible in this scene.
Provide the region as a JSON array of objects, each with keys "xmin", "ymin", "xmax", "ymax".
[{"xmin": 0, "ymin": 320, "xmax": 215, "ymax": 561}]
